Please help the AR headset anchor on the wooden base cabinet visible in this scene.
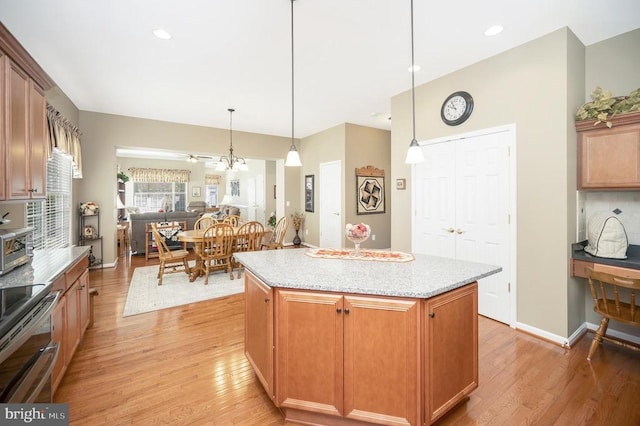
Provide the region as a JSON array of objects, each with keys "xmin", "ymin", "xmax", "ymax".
[
  {"xmin": 424, "ymin": 283, "xmax": 478, "ymax": 425},
  {"xmin": 52, "ymin": 256, "xmax": 91, "ymax": 395},
  {"xmin": 245, "ymin": 272, "xmax": 479, "ymax": 426}
]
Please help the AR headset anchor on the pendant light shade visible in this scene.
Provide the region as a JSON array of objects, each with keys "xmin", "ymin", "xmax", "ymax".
[
  {"xmin": 405, "ymin": 0, "xmax": 424, "ymax": 164},
  {"xmin": 285, "ymin": 0, "xmax": 302, "ymax": 167}
]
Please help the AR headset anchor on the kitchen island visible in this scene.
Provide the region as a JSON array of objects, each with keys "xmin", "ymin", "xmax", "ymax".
[{"xmin": 234, "ymin": 249, "xmax": 501, "ymax": 426}]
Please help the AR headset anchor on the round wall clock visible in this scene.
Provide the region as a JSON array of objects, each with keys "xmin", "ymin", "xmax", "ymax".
[{"xmin": 441, "ymin": 91, "xmax": 474, "ymax": 126}]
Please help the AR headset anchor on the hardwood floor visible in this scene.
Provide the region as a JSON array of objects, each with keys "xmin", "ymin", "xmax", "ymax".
[{"xmin": 54, "ymin": 253, "xmax": 640, "ymax": 425}]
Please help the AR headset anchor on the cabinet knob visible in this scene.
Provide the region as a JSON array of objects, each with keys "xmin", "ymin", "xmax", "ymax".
[
  {"xmin": 344, "ymin": 308, "xmax": 350, "ymax": 315},
  {"xmin": 264, "ymin": 297, "xmax": 270, "ymax": 303},
  {"xmin": 429, "ymin": 312, "xmax": 435, "ymax": 318},
  {"xmin": 336, "ymin": 308, "xmax": 342, "ymax": 314}
]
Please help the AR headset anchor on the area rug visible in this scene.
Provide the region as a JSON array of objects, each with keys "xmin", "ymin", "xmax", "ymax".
[{"xmin": 122, "ymin": 263, "xmax": 244, "ymax": 317}]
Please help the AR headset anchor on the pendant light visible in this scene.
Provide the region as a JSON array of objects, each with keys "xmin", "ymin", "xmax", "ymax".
[
  {"xmin": 405, "ymin": 0, "xmax": 424, "ymax": 164},
  {"xmin": 285, "ymin": 0, "xmax": 302, "ymax": 167},
  {"xmin": 216, "ymin": 108, "xmax": 248, "ymax": 171}
]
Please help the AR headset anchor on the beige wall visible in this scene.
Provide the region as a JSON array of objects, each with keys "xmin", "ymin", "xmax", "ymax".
[
  {"xmin": 391, "ymin": 28, "xmax": 582, "ymax": 338},
  {"xmin": 344, "ymin": 124, "xmax": 391, "ymax": 249},
  {"xmin": 297, "ymin": 123, "xmax": 391, "ymax": 248},
  {"xmin": 78, "ymin": 111, "xmax": 297, "ymax": 265}
]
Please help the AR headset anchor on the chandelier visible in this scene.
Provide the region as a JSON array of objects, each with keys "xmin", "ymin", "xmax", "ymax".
[{"xmin": 216, "ymin": 108, "xmax": 248, "ymax": 171}]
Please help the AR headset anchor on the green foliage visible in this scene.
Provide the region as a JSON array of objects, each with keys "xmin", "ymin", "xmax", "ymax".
[
  {"xmin": 576, "ymin": 87, "xmax": 640, "ymax": 128},
  {"xmin": 117, "ymin": 171, "xmax": 129, "ymax": 183}
]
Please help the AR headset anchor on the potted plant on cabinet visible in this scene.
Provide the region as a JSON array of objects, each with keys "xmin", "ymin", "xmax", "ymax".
[{"xmin": 576, "ymin": 86, "xmax": 640, "ymax": 128}]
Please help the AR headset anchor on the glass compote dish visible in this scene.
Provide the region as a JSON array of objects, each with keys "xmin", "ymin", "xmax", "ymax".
[{"xmin": 345, "ymin": 223, "xmax": 371, "ymax": 256}]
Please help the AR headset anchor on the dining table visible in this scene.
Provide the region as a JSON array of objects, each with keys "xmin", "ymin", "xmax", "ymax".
[{"xmin": 177, "ymin": 227, "xmax": 271, "ymax": 281}]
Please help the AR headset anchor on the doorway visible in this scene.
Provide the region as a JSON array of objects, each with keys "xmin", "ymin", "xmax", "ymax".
[
  {"xmin": 320, "ymin": 160, "xmax": 342, "ymax": 248},
  {"xmin": 412, "ymin": 126, "xmax": 516, "ymax": 325}
]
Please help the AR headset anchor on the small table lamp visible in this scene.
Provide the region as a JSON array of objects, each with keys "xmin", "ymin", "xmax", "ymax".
[{"xmin": 220, "ymin": 195, "xmax": 233, "ymax": 215}]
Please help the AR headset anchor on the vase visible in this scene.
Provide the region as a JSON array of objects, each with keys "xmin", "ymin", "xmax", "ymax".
[{"xmin": 293, "ymin": 229, "xmax": 301, "ymax": 246}]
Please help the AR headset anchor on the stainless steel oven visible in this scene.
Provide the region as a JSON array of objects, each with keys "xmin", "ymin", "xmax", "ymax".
[{"xmin": 0, "ymin": 289, "xmax": 59, "ymax": 403}]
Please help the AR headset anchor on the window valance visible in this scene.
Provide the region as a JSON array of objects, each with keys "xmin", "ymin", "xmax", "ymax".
[
  {"xmin": 46, "ymin": 104, "xmax": 83, "ymax": 178},
  {"xmin": 128, "ymin": 167, "xmax": 191, "ymax": 183},
  {"xmin": 205, "ymin": 174, "xmax": 222, "ymax": 185}
]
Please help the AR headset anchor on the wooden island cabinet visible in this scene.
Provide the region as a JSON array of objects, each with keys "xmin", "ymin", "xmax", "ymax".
[{"xmin": 238, "ymin": 250, "xmax": 499, "ymax": 426}]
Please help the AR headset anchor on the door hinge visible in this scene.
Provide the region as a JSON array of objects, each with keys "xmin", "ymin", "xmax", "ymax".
[
  {"xmin": 508, "ymin": 282, "xmax": 511, "ymax": 292},
  {"xmin": 508, "ymin": 214, "xmax": 511, "ymax": 225},
  {"xmin": 507, "ymin": 146, "xmax": 511, "ymax": 156}
]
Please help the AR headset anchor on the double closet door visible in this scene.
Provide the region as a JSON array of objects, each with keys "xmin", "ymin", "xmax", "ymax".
[{"xmin": 413, "ymin": 130, "xmax": 512, "ymax": 324}]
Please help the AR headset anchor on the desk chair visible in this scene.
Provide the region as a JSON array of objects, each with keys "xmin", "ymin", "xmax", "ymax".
[{"xmin": 586, "ymin": 268, "xmax": 640, "ymax": 360}]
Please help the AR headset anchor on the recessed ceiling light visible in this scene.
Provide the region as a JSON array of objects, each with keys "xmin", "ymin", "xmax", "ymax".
[
  {"xmin": 484, "ymin": 25, "xmax": 504, "ymax": 36},
  {"xmin": 152, "ymin": 28, "xmax": 172, "ymax": 40},
  {"xmin": 408, "ymin": 65, "xmax": 421, "ymax": 73}
]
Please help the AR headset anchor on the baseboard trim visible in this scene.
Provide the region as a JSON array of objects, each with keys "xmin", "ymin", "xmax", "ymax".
[
  {"xmin": 515, "ymin": 322, "xmax": 572, "ymax": 347},
  {"xmin": 585, "ymin": 321, "xmax": 640, "ymax": 347},
  {"xmin": 515, "ymin": 320, "xmax": 640, "ymax": 349}
]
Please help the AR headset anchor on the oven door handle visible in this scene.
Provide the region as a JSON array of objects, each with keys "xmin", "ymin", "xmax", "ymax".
[
  {"xmin": 0, "ymin": 290, "xmax": 61, "ymax": 366},
  {"xmin": 4, "ymin": 342, "xmax": 59, "ymax": 403}
]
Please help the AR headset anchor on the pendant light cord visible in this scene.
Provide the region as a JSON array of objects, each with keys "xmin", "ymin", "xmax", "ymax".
[
  {"xmin": 291, "ymin": 0, "xmax": 295, "ymax": 146},
  {"xmin": 410, "ymin": 0, "xmax": 416, "ymax": 142}
]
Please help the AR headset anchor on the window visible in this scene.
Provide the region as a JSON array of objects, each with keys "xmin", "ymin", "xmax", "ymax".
[
  {"xmin": 133, "ymin": 182, "xmax": 187, "ymax": 212},
  {"xmin": 205, "ymin": 184, "xmax": 218, "ymax": 207},
  {"xmin": 27, "ymin": 150, "xmax": 73, "ymax": 250}
]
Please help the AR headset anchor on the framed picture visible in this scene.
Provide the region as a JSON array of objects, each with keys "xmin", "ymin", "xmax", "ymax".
[
  {"xmin": 396, "ymin": 178, "xmax": 406, "ymax": 190},
  {"xmin": 192, "ymin": 187, "xmax": 201, "ymax": 197},
  {"xmin": 305, "ymin": 175, "xmax": 314, "ymax": 212},
  {"xmin": 230, "ymin": 179, "xmax": 240, "ymax": 196},
  {"xmin": 356, "ymin": 165, "xmax": 385, "ymax": 215}
]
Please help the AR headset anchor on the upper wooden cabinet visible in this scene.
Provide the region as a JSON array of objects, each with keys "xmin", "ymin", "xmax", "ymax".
[
  {"xmin": 577, "ymin": 112, "xmax": 640, "ymax": 190},
  {"xmin": 0, "ymin": 23, "xmax": 54, "ymax": 200}
]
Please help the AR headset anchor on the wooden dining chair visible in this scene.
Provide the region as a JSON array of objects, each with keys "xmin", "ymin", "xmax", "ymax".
[
  {"xmin": 262, "ymin": 216, "xmax": 289, "ymax": 250},
  {"xmin": 232, "ymin": 221, "xmax": 265, "ymax": 278},
  {"xmin": 151, "ymin": 223, "xmax": 191, "ymax": 285},
  {"xmin": 585, "ymin": 268, "xmax": 640, "ymax": 360},
  {"xmin": 223, "ymin": 214, "xmax": 243, "ymax": 227},
  {"xmin": 199, "ymin": 223, "xmax": 235, "ymax": 284},
  {"xmin": 194, "ymin": 216, "xmax": 216, "ymax": 230}
]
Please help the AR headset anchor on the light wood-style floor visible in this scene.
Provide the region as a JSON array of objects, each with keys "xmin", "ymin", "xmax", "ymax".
[{"xmin": 54, "ymin": 251, "xmax": 640, "ymax": 425}]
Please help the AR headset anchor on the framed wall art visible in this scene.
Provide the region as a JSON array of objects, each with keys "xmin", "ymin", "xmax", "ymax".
[
  {"xmin": 192, "ymin": 186, "xmax": 201, "ymax": 197},
  {"xmin": 356, "ymin": 165, "xmax": 385, "ymax": 215},
  {"xmin": 305, "ymin": 175, "xmax": 314, "ymax": 212},
  {"xmin": 230, "ymin": 179, "xmax": 240, "ymax": 196}
]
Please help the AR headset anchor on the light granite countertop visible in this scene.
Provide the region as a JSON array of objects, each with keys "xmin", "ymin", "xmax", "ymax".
[
  {"xmin": 234, "ymin": 249, "xmax": 502, "ymax": 299},
  {"xmin": 0, "ymin": 246, "xmax": 90, "ymax": 289}
]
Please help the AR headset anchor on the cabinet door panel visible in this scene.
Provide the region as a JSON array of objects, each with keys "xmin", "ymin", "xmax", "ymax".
[
  {"xmin": 0, "ymin": 53, "xmax": 5, "ymax": 201},
  {"xmin": 343, "ymin": 295, "xmax": 420, "ymax": 425},
  {"xmin": 579, "ymin": 124, "xmax": 640, "ymax": 189},
  {"xmin": 52, "ymin": 295, "xmax": 67, "ymax": 395},
  {"xmin": 275, "ymin": 289, "xmax": 343, "ymax": 417},
  {"xmin": 245, "ymin": 271, "xmax": 274, "ymax": 400},
  {"xmin": 78, "ymin": 269, "xmax": 90, "ymax": 334},
  {"xmin": 425, "ymin": 283, "xmax": 478, "ymax": 424},
  {"xmin": 64, "ymin": 280, "xmax": 80, "ymax": 366},
  {"xmin": 7, "ymin": 61, "xmax": 29, "ymax": 199},
  {"xmin": 28, "ymin": 82, "xmax": 46, "ymax": 198}
]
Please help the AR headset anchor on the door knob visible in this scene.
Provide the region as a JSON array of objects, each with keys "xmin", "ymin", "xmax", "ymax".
[
  {"xmin": 333, "ymin": 212, "xmax": 340, "ymax": 216},
  {"xmin": 444, "ymin": 227, "xmax": 455, "ymax": 233},
  {"xmin": 456, "ymin": 228, "xmax": 464, "ymax": 234}
]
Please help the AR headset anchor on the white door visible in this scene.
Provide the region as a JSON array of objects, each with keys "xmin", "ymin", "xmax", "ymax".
[
  {"xmin": 247, "ymin": 177, "xmax": 257, "ymax": 221},
  {"xmin": 320, "ymin": 161, "xmax": 342, "ymax": 248},
  {"xmin": 254, "ymin": 174, "xmax": 265, "ymax": 225},
  {"xmin": 413, "ymin": 130, "xmax": 512, "ymax": 324}
]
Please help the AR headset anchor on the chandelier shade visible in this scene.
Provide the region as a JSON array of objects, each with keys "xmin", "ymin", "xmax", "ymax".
[
  {"xmin": 285, "ymin": 0, "xmax": 302, "ymax": 167},
  {"xmin": 216, "ymin": 108, "xmax": 248, "ymax": 171},
  {"xmin": 404, "ymin": 0, "xmax": 424, "ymax": 165}
]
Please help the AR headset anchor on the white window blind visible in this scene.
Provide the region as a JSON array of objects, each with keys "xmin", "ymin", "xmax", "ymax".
[{"xmin": 27, "ymin": 150, "xmax": 73, "ymax": 250}]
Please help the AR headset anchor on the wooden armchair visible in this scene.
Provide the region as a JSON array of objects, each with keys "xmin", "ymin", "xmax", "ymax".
[
  {"xmin": 232, "ymin": 221, "xmax": 265, "ymax": 278},
  {"xmin": 150, "ymin": 223, "xmax": 191, "ymax": 285},
  {"xmin": 199, "ymin": 223, "xmax": 235, "ymax": 284},
  {"xmin": 585, "ymin": 268, "xmax": 640, "ymax": 360},
  {"xmin": 262, "ymin": 216, "xmax": 289, "ymax": 250}
]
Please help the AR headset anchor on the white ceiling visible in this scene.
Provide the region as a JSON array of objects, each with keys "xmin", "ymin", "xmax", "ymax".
[{"xmin": 1, "ymin": 0, "xmax": 639, "ymax": 139}]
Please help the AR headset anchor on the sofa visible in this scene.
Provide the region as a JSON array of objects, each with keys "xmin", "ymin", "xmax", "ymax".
[
  {"xmin": 186, "ymin": 201, "xmax": 207, "ymax": 213},
  {"xmin": 129, "ymin": 211, "xmax": 201, "ymax": 254},
  {"xmin": 208, "ymin": 205, "xmax": 241, "ymax": 221}
]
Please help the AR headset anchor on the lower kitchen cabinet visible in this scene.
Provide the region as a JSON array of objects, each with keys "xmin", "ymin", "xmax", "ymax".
[
  {"xmin": 424, "ymin": 283, "xmax": 478, "ymax": 424},
  {"xmin": 245, "ymin": 272, "xmax": 479, "ymax": 426},
  {"xmin": 52, "ymin": 256, "xmax": 91, "ymax": 395},
  {"xmin": 244, "ymin": 271, "xmax": 274, "ymax": 401}
]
